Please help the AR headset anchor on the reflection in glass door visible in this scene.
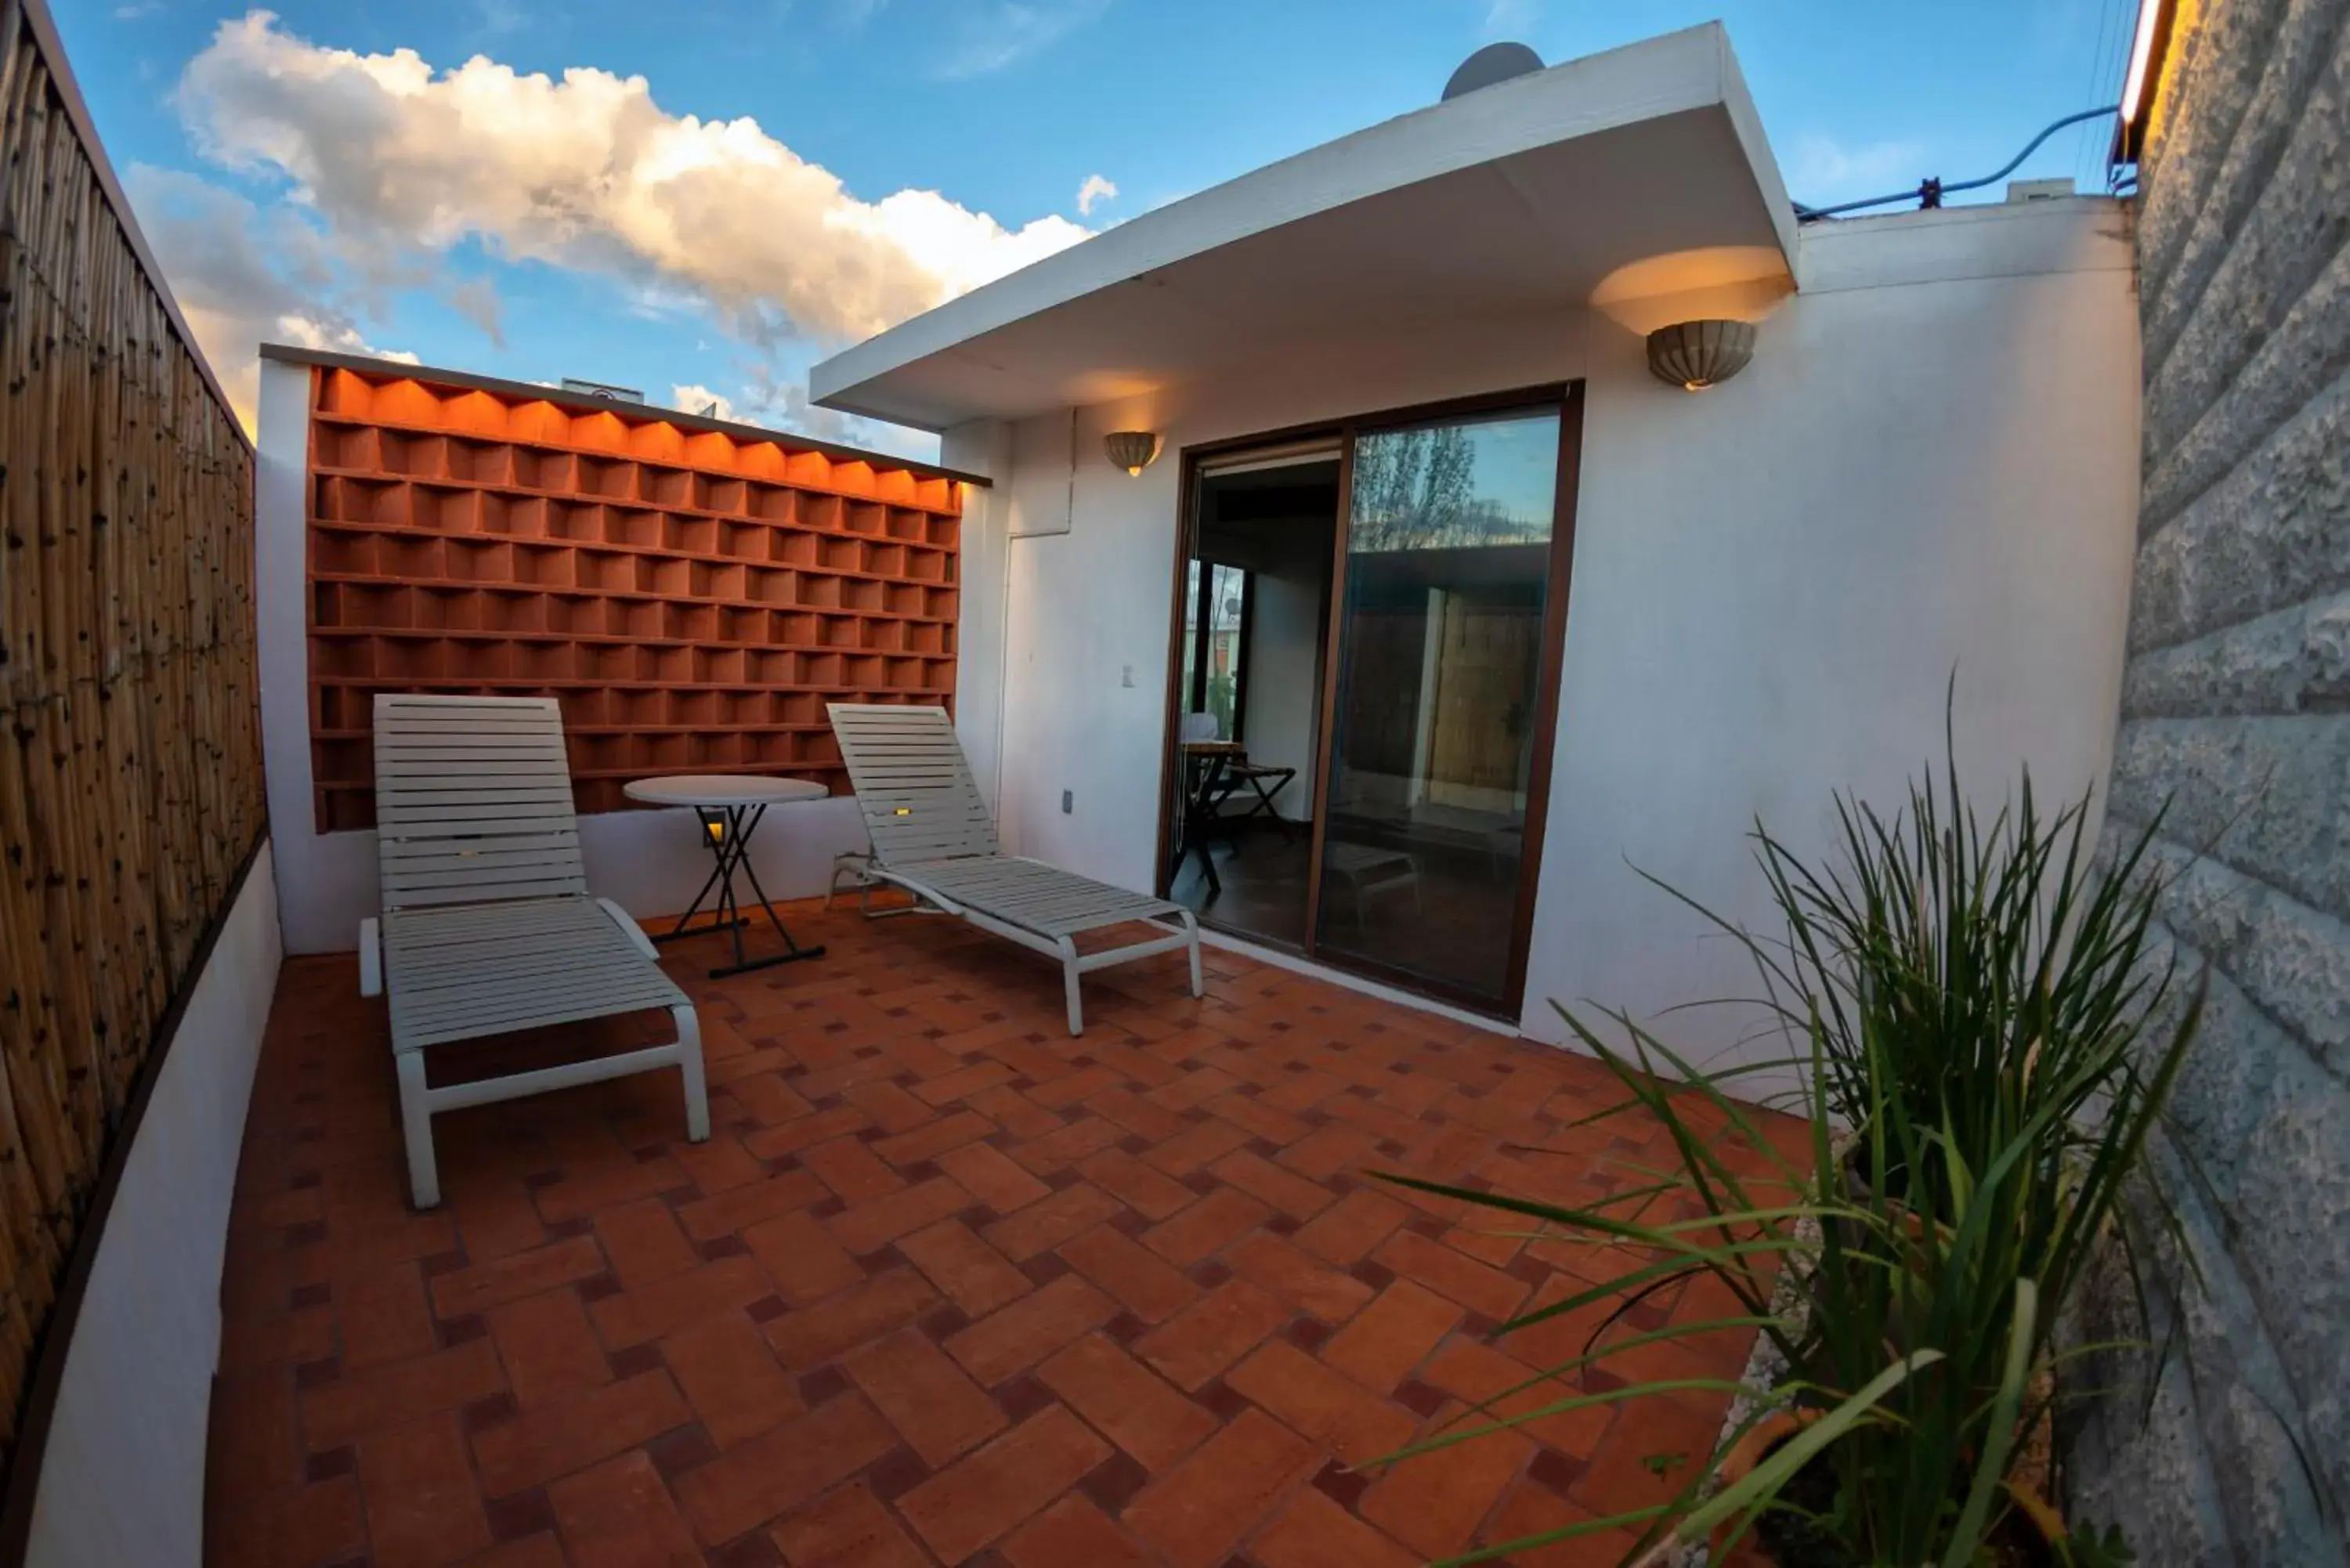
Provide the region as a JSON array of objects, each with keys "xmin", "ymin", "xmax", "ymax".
[{"xmin": 1312, "ymin": 406, "xmax": 1567, "ymax": 1007}]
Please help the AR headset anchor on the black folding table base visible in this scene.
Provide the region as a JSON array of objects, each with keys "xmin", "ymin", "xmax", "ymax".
[
  {"xmin": 1175, "ymin": 752, "xmax": 1234, "ymax": 897},
  {"xmin": 649, "ymin": 802, "xmax": 826, "ymax": 978},
  {"xmin": 1177, "ymin": 757, "xmax": 1304, "ymax": 901}
]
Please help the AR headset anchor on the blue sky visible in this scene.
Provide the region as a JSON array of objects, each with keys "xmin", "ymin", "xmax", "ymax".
[{"xmin": 58, "ymin": 0, "xmax": 2143, "ymax": 455}]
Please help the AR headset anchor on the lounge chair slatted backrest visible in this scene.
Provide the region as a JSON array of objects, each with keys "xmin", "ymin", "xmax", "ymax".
[
  {"xmin": 827, "ymin": 703, "xmax": 999, "ymax": 864},
  {"xmin": 827, "ymin": 703, "xmax": 1202, "ymax": 1035},
  {"xmin": 373, "ymin": 695, "xmax": 588, "ymax": 907},
  {"xmin": 362, "ymin": 694, "xmax": 707, "ymax": 1209}
]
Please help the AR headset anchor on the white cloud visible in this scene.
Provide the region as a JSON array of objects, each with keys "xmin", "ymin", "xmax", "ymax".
[
  {"xmin": 932, "ymin": 0, "xmax": 1109, "ymax": 79},
  {"xmin": 672, "ymin": 369, "xmax": 937, "ymax": 461},
  {"xmin": 1075, "ymin": 173, "xmax": 1117, "ymax": 216},
  {"xmin": 671, "ymin": 383, "xmax": 734, "ymax": 421},
  {"xmin": 471, "ymin": 0, "xmax": 528, "ymax": 38},
  {"xmin": 445, "ymin": 275, "xmax": 505, "ymax": 346},
  {"xmin": 124, "ymin": 164, "xmax": 412, "ymax": 428},
  {"xmin": 827, "ymin": 0, "xmax": 889, "ymax": 31},
  {"xmin": 1477, "ymin": 0, "xmax": 1541, "ymax": 39},
  {"xmin": 175, "ymin": 10, "xmax": 1094, "ymax": 349},
  {"xmin": 277, "ymin": 316, "xmax": 421, "ymax": 366},
  {"xmin": 1784, "ymin": 135, "xmax": 1925, "ymax": 204}
]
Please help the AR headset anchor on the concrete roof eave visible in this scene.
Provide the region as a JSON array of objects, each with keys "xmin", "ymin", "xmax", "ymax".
[{"xmin": 810, "ymin": 22, "xmax": 1796, "ymax": 433}]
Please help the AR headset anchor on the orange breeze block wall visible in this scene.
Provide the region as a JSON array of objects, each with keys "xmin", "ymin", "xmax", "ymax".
[{"xmin": 303, "ymin": 364, "xmax": 962, "ymax": 830}]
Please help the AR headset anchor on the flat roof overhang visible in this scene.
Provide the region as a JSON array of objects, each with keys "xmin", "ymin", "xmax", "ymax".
[{"xmin": 810, "ymin": 23, "xmax": 1796, "ymax": 433}]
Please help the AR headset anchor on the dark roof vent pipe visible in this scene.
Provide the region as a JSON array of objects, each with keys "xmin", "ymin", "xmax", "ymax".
[{"xmin": 1442, "ymin": 42, "xmax": 1543, "ymax": 101}]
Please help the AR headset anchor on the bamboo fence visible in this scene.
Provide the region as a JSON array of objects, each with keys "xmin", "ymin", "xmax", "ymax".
[{"xmin": 0, "ymin": 5, "xmax": 262, "ymax": 1461}]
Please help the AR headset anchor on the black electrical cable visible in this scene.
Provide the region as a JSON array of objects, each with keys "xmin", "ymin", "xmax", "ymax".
[{"xmin": 1791, "ymin": 106, "xmax": 2121, "ymax": 222}]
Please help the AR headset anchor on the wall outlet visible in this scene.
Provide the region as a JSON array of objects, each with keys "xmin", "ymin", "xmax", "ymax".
[
  {"xmin": 1061, "ymin": 789, "xmax": 1074, "ymax": 814},
  {"xmin": 1121, "ymin": 664, "xmax": 1135, "ymax": 688}
]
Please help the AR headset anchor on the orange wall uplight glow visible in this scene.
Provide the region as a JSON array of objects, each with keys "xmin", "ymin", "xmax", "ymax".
[{"xmin": 1587, "ymin": 245, "xmax": 1797, "ymax": 337}]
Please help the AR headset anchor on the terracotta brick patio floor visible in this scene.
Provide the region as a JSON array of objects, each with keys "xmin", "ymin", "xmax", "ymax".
[{"xmin": 208, "ymin": 898, "xmax": 1799, "ymax": 1568}]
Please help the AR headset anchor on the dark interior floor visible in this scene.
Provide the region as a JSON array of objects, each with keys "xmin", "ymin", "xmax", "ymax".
[
  {"xmin": 1169, "ymin": 822, "xmax": 1522, "ymax": 1008},
  {"xmin": 1169, "ymin": 822, "xmax": 1314, "ymax": 949}
]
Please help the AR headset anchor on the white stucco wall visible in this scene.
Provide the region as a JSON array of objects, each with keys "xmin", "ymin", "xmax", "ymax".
[
  {"xmin": 26, "ymin": 844, "xmax": 283, "ymax": 1568},
  {"xmin": 957, "ymin": 200, "xmax": 2141, "ymax": 1078},
  {"xmin": 256, "ymin": 358, "xmax": 877, "ymax": 955},
  {"xmin": 942, "ymin": 418, "xmax": 1016, "ymax": 815}
]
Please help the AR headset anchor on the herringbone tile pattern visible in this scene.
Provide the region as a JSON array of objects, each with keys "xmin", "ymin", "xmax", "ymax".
[{"xmin": 208, "ymin": 899, "xmax": 1799, "ymax": 1567}]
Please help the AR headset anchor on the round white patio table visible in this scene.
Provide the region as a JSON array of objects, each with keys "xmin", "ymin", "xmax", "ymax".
[{"xmin": 623, "ymin": 775, "xmax": 830, "ymax": 978}]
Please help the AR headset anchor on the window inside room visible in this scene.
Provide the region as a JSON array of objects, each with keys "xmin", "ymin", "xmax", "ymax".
[{"xmin": 1181, "ymin": 560, "xmax": 1252, "ymax": 742}]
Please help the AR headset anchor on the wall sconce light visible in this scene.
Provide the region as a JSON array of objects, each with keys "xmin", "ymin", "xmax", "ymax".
[
  {"xmin": 1103, "ymin": 430, "xmax": 1163, "ymax": 475},
  {"xmin": 1645, "ymin": 320, "xmax": 1756, "ymax": 391}
]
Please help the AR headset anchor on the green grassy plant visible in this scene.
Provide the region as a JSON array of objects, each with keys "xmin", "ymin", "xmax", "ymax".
[{"xmin": 1365, "ymin": 745, "xmax": 2198, "ymax": 1566}]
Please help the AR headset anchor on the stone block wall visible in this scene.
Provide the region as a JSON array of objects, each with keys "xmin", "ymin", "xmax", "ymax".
[{"xmin": 2065, "ymin": 0, "xmax": 2350, "ymax": 1561}]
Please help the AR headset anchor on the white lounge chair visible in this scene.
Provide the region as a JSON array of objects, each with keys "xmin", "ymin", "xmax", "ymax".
[
  {"xmin": 826, "ymin": 703, "xmax": 1202, "ymax": 1034},
  {"xmin": 358, "ymin": 694, "xmax": 707, "ymax": 1208}
]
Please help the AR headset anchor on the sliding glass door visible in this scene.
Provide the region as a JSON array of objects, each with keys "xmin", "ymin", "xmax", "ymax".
[
  {"xmin": 1310, "ymin": 403, "xmax": 1571, "ymax": 1008},
  {"xmin": 1161, "ymin": 388, "xmax": 1578, "ymax": 1017}
]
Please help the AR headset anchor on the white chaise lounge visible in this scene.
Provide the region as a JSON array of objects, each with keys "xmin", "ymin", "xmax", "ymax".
[
  {"xmin": 358, "ymin": 694, "xmax": 707, "ymax": 1207},
  {"xmin": 826, "ymin": 703, "xmax": 1202, "ymax": 1034}
]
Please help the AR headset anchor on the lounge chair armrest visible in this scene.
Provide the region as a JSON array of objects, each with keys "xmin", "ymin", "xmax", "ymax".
[
  {"xmin": 597, "ymin": 898, "xmax": 661, "ymax": 960},
  {"xmin": 359, "ymin": 917, "xmax": 382, "ymax": 997}
]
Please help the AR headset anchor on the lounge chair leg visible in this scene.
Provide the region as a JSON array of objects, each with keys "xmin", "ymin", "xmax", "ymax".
[
  {"xmin": 674, "ymin": 1003, "xmax": 710, "ymax": 1142},
  {"xmin": 359, "ymin": 916, "xmax": 382, "ymax": 998},
  {"xmin": 1182, "ymin": 912, "xmax": 1203, "ymax": 998},
  {"xmin": 396, "ymin": 1050, "xmax": 440, "ymax": 1210},
  {"xmin": 1058, "ymin": 936, "xmax": 1084, "ymax": 1036},
  {"xmin": 830, "ymin": 852, "xmax": 879, "ymax": 914}
]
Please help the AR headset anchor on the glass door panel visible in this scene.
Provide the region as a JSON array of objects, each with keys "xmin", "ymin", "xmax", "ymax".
[{"xmin": 1313, "ymin": 408, "xmax": 1564, "ymax": 1006}]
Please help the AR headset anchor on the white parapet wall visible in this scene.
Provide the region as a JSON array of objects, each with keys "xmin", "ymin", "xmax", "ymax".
[{"xmin": 24, "ymin": 842, "xmax": 284, "ymax": 1568}]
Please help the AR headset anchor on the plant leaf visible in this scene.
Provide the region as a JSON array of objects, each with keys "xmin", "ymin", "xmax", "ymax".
[
  {"xmin": 1672, "ymin": 1349, "xmax": 1947, "ymax": 1547},
  {"xmin": 1940, "ymin": 1278, "xmax": 2038, "ymax": 1568}
]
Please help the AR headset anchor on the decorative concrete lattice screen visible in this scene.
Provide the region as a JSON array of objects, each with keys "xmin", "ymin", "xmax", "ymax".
[{"xmin": 302, "ymin": 365, "xmax": 963, "ymax": 830}]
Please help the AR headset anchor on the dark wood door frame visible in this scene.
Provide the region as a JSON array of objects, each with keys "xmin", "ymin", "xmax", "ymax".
[{"xmin": 1155, "ymin": 381, "xmax": 1587, "ymax": 1021}]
